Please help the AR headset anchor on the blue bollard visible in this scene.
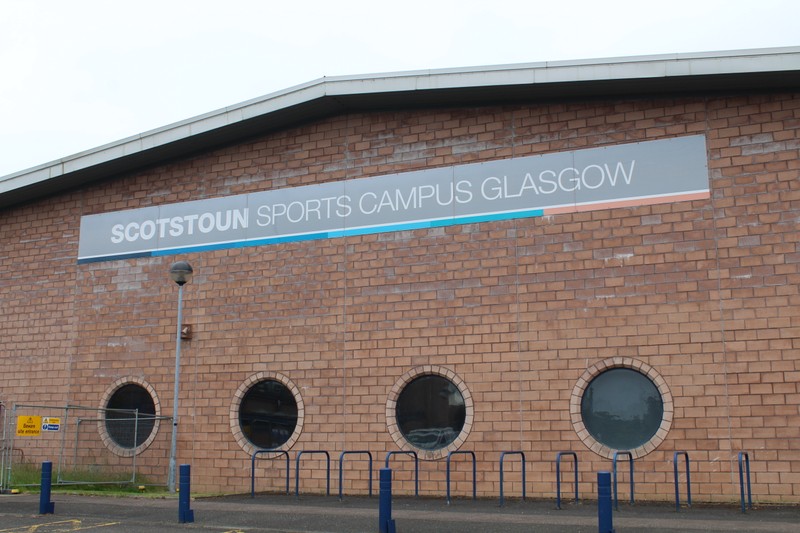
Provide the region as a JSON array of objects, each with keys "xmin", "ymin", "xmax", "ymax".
[
  {"xmin": 378, "ymin": 468, "xmax": 396, "ymax": 533},
  {"xmin": 597, "ymin": 471, "xmax": 614, "ymax": 533},
  {"xmin": 39, "ymin": 461, "xmax": 55, "ymax": 514},
  {"xmin": 178, "ymin": 464, "xmax": 194, "ymax": 523}
]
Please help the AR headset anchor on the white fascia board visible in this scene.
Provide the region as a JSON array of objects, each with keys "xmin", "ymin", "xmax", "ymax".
[
  {"xmin": 238, "ymin": 80, "xmax": 329, "ymax": 121},
  {"xmin": 0, "ymin": 166, "xmax": 56, "ymax": 194},
  {"xmin": 323, "ymin": 47, "xmax": 800, "ymax": 94}
]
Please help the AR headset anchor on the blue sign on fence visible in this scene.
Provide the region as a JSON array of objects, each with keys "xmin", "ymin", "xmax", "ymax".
[{"xmin": 41, "ymin": 417, "xmax": 61, "ymax": 432}]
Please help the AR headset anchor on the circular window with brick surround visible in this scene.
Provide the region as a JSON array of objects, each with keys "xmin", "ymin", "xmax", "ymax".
[
  {"xmin": 99, "ymin": 377, "xmax": 161, "ymax": 457},
  {"xmin": 230, "ymin": 372, "xmax": 304, "ymax": 456},
  {"xmin": 386, "ymin": 366, "xmax": 473, "ymax": 460},
  {"xmin": 571, "ymin": 358, "xmax": 673, "ymax": 459}
]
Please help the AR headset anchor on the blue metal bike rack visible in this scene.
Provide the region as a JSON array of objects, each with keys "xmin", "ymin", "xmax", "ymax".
[
  {"xmin": 295, "ymin": 451, "xmax": 331, "ymax": 498},
  {"xmin": 555, "ymin": 451, "xmax": 579, "ymax": 510},
  {"xmin": 612, "ymin": 451, "xmax": 634, "ymax": 511},
  {"xmin": 385, "ymin": 451, "xmax": 419, "ymax": 498},
  {"xmin": 673, "ymin": 451, "xmax": 691, "ymax": 512},
  {"xmin": 499, "ymin": 451, "xmax": 526, "ymax": 507},
  {"xmin": 251, "ymin": 450, "xmax": 290, "ymax": 498},
  {"xmin": 446, "ymin": 450, "xmax": 476, "ymax": 504},
  {"xmin": 738, "ymin": 451, "xmax": 753, "ymax": 513},
  {"xmin": 338, "ymin": 450, "xmax": 373, "ymax": 500}
]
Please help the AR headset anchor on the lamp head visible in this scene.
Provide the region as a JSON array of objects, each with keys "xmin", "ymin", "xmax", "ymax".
[{"xmin": 169, "ymin": 261, "xmax": 193, "ymax": 286}]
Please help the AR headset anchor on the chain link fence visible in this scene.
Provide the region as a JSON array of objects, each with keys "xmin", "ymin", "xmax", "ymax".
[{"xmin": 1, "ymin": 404, "xmax": 172, "ymax": 490}]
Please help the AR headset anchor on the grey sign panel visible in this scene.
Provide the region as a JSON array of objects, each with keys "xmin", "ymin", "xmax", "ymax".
[
  {"xmin": 344, "ymin": 166, "xmax": 457, "ymax": 228},
  {"xmin": 77, "ymin": 135, "xmax": 709, "ymax": 263},
  {"xmin": 247, "ymin": 180, "xmax": 349, "ymax": 239},
  {"xmin": 79, "ymin": 205, "xmax": 161, "ymax": 259}
]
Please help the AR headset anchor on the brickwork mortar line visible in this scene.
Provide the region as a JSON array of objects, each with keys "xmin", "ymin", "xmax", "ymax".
[
  {"xmin": 340, "ymin": 114, "xmax": 351, "ymax": 450},
  {"xmin": 706, "ymin": 98, "xmax": 736, "ymax": 481},
  {"xmin": 510, "ymin": 109, "xmax": 525, "ymax": 449}
]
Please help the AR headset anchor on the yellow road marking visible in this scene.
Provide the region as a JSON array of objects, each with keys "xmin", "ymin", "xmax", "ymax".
[
  {"xmin": 65, "ymin": 522, "xmax": 121, "ymax": 532},
  {"xmin": 0, "ymin": 520, "xmax": 120, "ymax": 532}
]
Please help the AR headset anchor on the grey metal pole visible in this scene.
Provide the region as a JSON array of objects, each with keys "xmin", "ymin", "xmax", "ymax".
[{"xmin": 167, "ymin": 283, "xmax": 184, "ymax": 493}]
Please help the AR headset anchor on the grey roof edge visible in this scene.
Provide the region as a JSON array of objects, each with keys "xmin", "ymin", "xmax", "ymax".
[{"xmin": 3, "ymin": 46, "xmax": 800, "ymax": 208}]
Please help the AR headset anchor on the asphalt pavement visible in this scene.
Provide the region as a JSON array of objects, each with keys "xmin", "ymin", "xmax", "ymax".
[{"xmin": 1, "ymin": 491, "xmax": 799, "ymax": 533}]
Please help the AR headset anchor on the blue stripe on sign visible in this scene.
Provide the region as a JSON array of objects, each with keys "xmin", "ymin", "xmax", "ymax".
[
  {"xmin": 149, "ymin": 232, "xmax": 333, "ymax": 257},
  {"xmin": 453, "ymin": 209, "xmax": 544, "ymax": 225},
  {"xmin": 77, "ymin": 251, "xmax": 154, "ymax": 265},
  {"xmin": 77, "ymin": 209, "xmax": 545, "ymax": 264},
  {"xmin": 330, "ymin": 209, "xmax": 545, "ymax": 239}
]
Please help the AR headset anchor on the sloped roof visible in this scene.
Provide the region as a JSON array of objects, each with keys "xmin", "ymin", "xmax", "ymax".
[{"xmin": 2, "ymin": 47, "xmax": 800, "ymax": 209}]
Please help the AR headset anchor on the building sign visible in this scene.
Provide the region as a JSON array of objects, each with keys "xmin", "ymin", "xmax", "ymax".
[
  {"xmin": 16, "ymin": 415, "xmax": 42, "ymax": 437},
  {"xmin": 78, "ymin": 135, "xmax": 709, "ymax": 264}
]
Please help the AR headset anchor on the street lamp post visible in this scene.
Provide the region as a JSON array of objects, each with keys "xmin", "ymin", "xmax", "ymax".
[{"xmin": 167, "ymin": 261, "xmax": 193, "ymax": 493}]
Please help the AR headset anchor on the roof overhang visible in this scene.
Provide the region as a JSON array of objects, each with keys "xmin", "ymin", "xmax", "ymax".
[{"xmin": 2, "ymin": 47, "xmax": 800, "ymax": 210}]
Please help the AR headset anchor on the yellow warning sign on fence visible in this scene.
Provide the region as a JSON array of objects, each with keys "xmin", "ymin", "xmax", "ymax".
[
  {"xmin": 42, "ymin": 416, "xmax": 61, "ymax": 431},
  {"xmin": 16, "ymin": 415, "xmax": 42, "ymax": 437}
]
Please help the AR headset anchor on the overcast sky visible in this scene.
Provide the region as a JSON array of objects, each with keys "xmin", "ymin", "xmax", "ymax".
[{"xmin": 1, "ymin": 0, "xmax": 798, "ymax": 177}]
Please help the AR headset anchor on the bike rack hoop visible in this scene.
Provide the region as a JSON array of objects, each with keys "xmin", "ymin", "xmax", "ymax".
[
  {"xmin": 295, "ymin": 450, "xmax": 331, "ymax": 498},
  {"xmin": 738, "ymin": 451, "xmax": 753, "ymax": 513},
  {"xmin": 555, "ymin": 451, "xmax": 579, "ymax": 510},
  {"xmin": 338, "ymin": 450, "xmax": 373, "ymax": 500},
  {"xmin": 498, "ymin": 451, "xmax": 526, "ymax": 507},
  {"xmin": 445, "ymin": 450, "xmax": 476, "ymax": 505},
  {"xmin": 384, "ymin": 451, "xmax": 419, "ymax": 498},
  {"xmin": 612, "ymin": 451, "xmax": 634, "ymax": 511},
  {"xmin": 250, "ymin": 450, "xmax": 290, "ymax": 498},
  {"xmin": 673, "ymin": 451, "xmax": 691, "ymax": 512}
]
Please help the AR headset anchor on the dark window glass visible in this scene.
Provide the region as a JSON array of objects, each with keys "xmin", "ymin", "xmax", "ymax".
[
  {"xmin": 396, "ymin": 375, "xmax": 465, "ymax": 450},
  {"xmin": 105, "ymin": 384, "xmax": 157, "ymax": 449},
  {"xmin": 580, "ymin": 368, "xmax": 664, "ymax": 450},
  {"xmin": 239, "ymin": 380, "xmax": 298, "ymax": 449}
]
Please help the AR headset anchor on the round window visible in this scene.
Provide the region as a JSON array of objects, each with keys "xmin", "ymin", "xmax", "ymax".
[
  {"xmin": 395, "ymin": 375, "xmax": 466, "ymax": 451},
  {"xmin": 580, "ymin": 368, "xmax": 664, "ymax": 451},
  {"xmin": 105, "ymin": 383, "xmax": 157, "ymax": 449},
  {"xmin": 238, "ymin": 379, "xmax": 299, "ymax": 449}
]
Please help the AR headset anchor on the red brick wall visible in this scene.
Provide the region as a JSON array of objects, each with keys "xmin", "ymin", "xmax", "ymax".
[{"xmin": 0, "ymin": 92, "xmax": 798, "ymax": 502}]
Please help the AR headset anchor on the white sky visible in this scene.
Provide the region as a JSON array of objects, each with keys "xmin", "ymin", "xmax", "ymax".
[{"xmin": 1, "ymin": 0, "xmax": 798, "ymax": 177}]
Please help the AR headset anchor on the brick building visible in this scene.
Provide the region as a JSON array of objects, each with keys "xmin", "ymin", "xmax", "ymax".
[{"xmin": 1, "ymin": 48, "xmax": 799, "ymax": 503}]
